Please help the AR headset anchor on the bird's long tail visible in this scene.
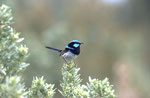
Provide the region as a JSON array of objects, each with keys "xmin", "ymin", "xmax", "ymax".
[{"xmin": 46, "ymin": 46, "xmax": 62, "ymax": 52}]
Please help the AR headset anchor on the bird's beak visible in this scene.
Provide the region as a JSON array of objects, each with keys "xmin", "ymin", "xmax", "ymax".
[{"xmin": 80, "ymin": 42, "xmax": 84, "ymax": 44}]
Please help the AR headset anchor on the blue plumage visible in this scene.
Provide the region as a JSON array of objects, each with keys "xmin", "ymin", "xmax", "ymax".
[
  {"xmin": 73, "ymin": 43, "xmax": 80, "ymax": 47},
  {"xmin": 70, "ymin": 40, "xmax": 81, "ymax": 43},
  {"xmin": 65, "ymin": 46, "xmax": 75, "ymax": 50}
]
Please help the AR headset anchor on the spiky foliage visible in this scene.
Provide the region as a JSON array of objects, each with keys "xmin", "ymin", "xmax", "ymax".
[
  {"xmin": 0, "ymin": 4, "xmax": 56, "ymax": 98},
  {"xmin": 60, "ymin": 63, "xmax": 82, "ymax": 97},
  {"xmin": 0, "ymin": 76, "xmax": 27, "ymax": 97},
  {"xmin": 28, "ymin": 76, "xmax": 55, "ymax": 98},
  {"xmin": 87, "ymin": 77, "xmax": 116, "ymax": 98},
  {"xmin": 0, "ymin": 4, "xmax": 29, "ymax": 82},
  {"xmin": 60, "ymin": 63, "xmax": 116, "ymax": 98},
  {"xmin": 0, "ymin": 4, "xmax": 29, "ymax": 97}
]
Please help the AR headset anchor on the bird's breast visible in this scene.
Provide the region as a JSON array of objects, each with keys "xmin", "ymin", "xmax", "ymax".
[{"xmin": 62, "ymin": 51, "xmax": 78, "ymax": 61}]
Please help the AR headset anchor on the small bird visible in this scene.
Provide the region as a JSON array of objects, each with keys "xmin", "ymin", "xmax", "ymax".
[{"xmin": 46, "ymin": 40, "xmax": 83, "ymax": 64}]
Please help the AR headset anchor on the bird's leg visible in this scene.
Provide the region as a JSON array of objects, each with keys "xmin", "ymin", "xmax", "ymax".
[
  {"xmin": 62, "ymin": 57, "xmax": 70, "ymax": 65},
  {"xmin": 73, "ymin": 61, "xmax": 77, "ymax": 66}
]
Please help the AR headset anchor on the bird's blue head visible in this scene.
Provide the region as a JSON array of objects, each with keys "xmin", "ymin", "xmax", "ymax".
[
  {"xmin": 65, "ymin": 40, "xmax": 83, "ymax": 54},
  {"xmin": 66, "ymin": 40, "xmax": 83, "ymax": 49}
]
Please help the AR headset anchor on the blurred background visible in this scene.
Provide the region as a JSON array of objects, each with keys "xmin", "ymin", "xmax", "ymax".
[{"xmin": 1, "ymin": 0, "xmax": 150, "ymax": 98}]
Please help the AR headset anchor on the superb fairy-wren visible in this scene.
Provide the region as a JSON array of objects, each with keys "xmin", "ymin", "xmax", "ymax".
[{"xmin": 46, "ymin": 40, "xmax": 83, "ymax": 64}]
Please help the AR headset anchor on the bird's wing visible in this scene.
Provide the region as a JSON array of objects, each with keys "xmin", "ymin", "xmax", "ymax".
[{"xmin": 59, "ymin": 49, "xmax": 68, "ymax": 56}]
